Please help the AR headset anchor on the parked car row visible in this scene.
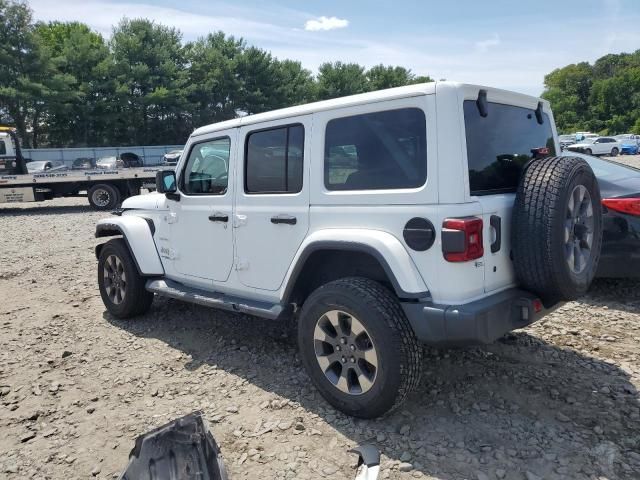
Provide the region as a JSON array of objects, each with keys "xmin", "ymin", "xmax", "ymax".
[
  {"xmin": 560, "ymin": 132, "xmax": 640, "ymax": 156},
  {"xmin": 25, "ymin": 152, "xmax": 146, "ymax": 172}
]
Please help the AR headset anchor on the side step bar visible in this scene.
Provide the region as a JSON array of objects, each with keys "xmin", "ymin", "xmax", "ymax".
[{"xmin": 145, "ymin": 278, "xmax": 287, "ymax": 320}]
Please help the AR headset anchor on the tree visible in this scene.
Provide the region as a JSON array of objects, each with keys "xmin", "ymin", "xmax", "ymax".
[
  {"xmin": 108, "ymin": 19, "xmax": 188, "ymax": 145},
  {"xmin": 0, "ymin": 0, "xmax": 61, "ymax": 147},
  {"xmin": 542, "ymin": 51, "xmax": 640, "ymax": 134},
  {"xmin": 366, "ymin": 65, "xmax": 432, "ymax": 91},
  {"xmin": 35, "ymin": 21, "xmax": 109, "ymax": 146},
  {"xmin": 184, "ymin": 32, "xmax": 244, "ymax": 128},
  {"xmin": 316, "ymin": 62, "xmax": 369, "ymax": 100}
]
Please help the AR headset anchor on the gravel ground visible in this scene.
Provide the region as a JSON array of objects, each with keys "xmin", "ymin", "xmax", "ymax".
[{"xmin": 1, "ymin": 157, "xmax": 640, "ymax": 480}]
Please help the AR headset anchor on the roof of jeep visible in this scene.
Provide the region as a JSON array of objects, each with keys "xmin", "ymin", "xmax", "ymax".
[{"xmin": 191, "ymin": 81, "xmax": 544, "ymax": 137}]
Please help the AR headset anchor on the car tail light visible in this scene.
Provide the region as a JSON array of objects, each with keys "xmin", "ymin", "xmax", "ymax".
[
  {"xmin": 602, "ymin": 198, "xmax": 640, "ymax": 216},
  {"xmin": 442, "ymin": 217, "xmax": 484, "ymax": 262}
]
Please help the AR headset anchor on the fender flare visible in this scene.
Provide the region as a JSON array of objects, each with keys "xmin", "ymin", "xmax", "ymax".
[
  {"xmin": 95, "ymin": 216, "xmax": 164, "ymax": 276},
  {"xmin": 281, "ymin": 229, "xmax": 430, "ymax": 302}
]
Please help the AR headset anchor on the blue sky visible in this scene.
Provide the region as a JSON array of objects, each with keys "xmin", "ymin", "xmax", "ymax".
[{"xmin": 29, "ymin": 0, "xmax": 640, "ymax": 96}]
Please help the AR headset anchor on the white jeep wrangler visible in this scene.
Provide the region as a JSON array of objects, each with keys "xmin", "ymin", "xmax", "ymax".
[{"xmin": 95, "ymin": 82, "xmax": 602, "ymax": 418}]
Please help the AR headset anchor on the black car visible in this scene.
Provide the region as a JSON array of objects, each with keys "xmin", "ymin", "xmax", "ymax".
[{"xmin": 568, "ymin": 153, "xmax": 640, "ymax": 278}]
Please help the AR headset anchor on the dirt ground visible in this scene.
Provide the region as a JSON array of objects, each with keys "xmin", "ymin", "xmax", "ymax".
[{"xmin": 1, "ymin": 156, "xmax": 640, "ymax": 480}]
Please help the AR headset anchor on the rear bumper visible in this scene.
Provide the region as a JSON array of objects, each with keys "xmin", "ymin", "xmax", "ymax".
[{"xmin": 401, "ymin": 288, "xmax": 561, "ymax": 346}]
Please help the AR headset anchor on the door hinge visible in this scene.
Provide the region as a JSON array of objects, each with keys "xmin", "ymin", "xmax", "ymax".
[
  {"xmin": 235, "ymin": 259, "xmax": 249, "ymax": 271},
  {"xmin": 233, "ymin": 214, "xmax": 247, "ymax": 228}
]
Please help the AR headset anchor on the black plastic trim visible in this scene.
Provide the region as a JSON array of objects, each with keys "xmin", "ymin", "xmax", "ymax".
[
  {"xmin": 535, "ymin": 101, "xmax": 544, "ymax": 125},
  {"xmin": 403, "ymin": 217, "xmax": 435, "ymax": 251},
  {"xmin": 282, "ymin": 240, "xmax": 429, "ymax": 302},
  {"xmin": 476, "ymin": 89, "xmax": 488, "ymax": 117},
  {"xmin": 441, "ymin": 228, "xmax": 465, "ymax": 253},
  {"xmin": 349, "ymin": 445, "xmax": 380, "ymax": 468},
  {"xmin": 490, "ymin": 215, "xmax": 501, "ymax": 253},
  {"xmin": 208, "ymin": 214, "xmax": 229, "ymax": 223},
  {"xmin": 401, "ymin": 288, "xmax": 563, "ymax": 346}
]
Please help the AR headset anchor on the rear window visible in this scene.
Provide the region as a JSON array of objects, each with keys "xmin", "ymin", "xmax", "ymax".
[
  {"xmin": 324, "ymin": 108, "xmax": 427, "ymax": 191},
  {"xmin": 464, "ymin": 101, "xmax": 556, "ymax": 195}
]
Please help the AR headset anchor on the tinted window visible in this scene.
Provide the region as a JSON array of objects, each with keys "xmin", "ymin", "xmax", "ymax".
[
  {"xmin": 324, "ymin": 108, "xmax": 427, "ymax": 190},
  {"xmin": 464, "ymin": 101, "xmax": 556, "ymax": 195},
  {"xmin": 245, "ymin": 125, "xmax": 304, "ymax": 193},
  {"xmin": 0, "ymin": 140, "xmax": 6, "ymax": 155},
  {"xmin": 182, "ymin": 137, "xmax": 230, "ymax": 195}
]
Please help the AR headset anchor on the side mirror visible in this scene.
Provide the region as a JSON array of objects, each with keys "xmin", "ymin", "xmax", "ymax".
[{"xmin": 156, "ymin": 170, "xmax": 177, "ymax": 194}]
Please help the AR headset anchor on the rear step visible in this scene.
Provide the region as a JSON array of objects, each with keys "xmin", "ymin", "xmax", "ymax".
[{"xmin": 145, "ymin": 278, "xmax": 287, "ymax": 320}]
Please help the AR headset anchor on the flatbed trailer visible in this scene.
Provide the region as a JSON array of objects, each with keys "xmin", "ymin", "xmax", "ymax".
[
  {"xmin": 0, "ymin": 167, "xmax": 163, "ymax": 210},
  {"xmin": 0, "ymin": 126, "xmax": 165, "ymax": 210}
]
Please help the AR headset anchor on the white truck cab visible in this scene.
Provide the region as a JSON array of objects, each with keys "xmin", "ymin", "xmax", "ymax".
[{"xmin": 95, "ymin": 82, "xmax": 603, "ymax": 418}]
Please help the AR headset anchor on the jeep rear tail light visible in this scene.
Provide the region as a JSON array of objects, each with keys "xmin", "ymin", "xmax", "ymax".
[
  {"xmin": 442, "ymin": 217, "xmax": 484, "ymax": 262},
  {"xmin": 602, "ymin": 197, "xmax": 640, "ymax": 216}
]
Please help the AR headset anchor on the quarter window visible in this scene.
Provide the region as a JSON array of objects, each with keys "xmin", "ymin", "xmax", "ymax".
[
  {"xmin": 464, "ymin": 100, "xmax": 556, "ymax": 195},
  {"xmin": 245, "ymin": 125, "xmax": 304, "ymax": 194},
  {"xmin": 181, "ymin": 137, "xmax": 230, "ymax": 195},
  {"xmin": 324, "ymin": 108, "xmax": 427, "ymax": 190}
]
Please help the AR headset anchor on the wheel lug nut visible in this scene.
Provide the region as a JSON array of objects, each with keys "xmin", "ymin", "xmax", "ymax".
[
  {"xmin": 340, "ymin": 338, "xmax": 347, "ymax": 344},
  {"xmin": 350, "ymin": 345, "xmax": 356, "ymax": 351},
  {"xmin": 341, "ymin": 356, "xmax": 346, "ymax": 363},
  {"xmin": 336, "ymin": 345, "xmax": 341, "ymax": 351},
  {"xmin": 350, "ymin": 357, "xmax": 355, "ymax": 363}
]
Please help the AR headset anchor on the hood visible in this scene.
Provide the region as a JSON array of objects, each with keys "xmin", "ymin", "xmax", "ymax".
[{"xmin": 122, "ymin": 192, "xmax": 166, "ymax": 210}]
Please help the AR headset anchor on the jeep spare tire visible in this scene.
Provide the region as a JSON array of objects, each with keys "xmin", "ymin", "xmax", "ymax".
[{"xmin": 512, "ymin": 156, "xmax": 602, "ymax": 302}]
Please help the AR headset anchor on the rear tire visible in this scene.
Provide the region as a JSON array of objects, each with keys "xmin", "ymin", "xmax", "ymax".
[
  {"xmin": 88, "ymin": 183, "xmax": 120, "ymax": 210},
  {"xmin": 512, "ymin": 156, "xmax": 602, "ymax": 303},
  {"xmin": 611, "ymin": 147, "xmax": 619, "ymax": 157},
  {"xmin": 297, "ymin": 277, "xmax": 421, "ymax": 418},
  {"xmin": 584, "ymin": 148, "xmax": 592, "ymax": 156},
  {"xmin": 98, "ymin": 239, "xmax": 153, "ymax": 319}
]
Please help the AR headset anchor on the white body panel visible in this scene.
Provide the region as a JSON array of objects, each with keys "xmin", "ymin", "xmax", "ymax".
[
  {"xmin": 234, "ymin": 116, "xmax": 312, "ymax": 291},
  {"xmin": 96, "ymin": 216, "xmax": 164, "ymax": 275}
]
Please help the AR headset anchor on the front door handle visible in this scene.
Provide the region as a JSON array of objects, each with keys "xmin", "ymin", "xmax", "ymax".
[
  {"xmin": 208, "ymin": 213, "xmax": 229, "ymax": 223},
  {"xmin": 271, "ymin": 214, "xmax": 297, "ymax": 225}
]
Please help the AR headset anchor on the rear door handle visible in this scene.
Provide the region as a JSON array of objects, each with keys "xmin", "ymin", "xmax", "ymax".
[
  {"xmin": 208, "ymin": 213, "xmax": 228, "ymax": 223},
  {"xmin": 490, "ymin": 215, "xmax": 501, "ymax": 253},
  {"xmin": 271, "ymin": 214, "xmax": 297, "ymax": 225}
]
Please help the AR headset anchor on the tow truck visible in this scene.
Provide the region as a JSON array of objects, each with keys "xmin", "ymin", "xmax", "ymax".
[{"xmin": 0, "ymin": 126, "xmax": 166, "ymax": 210}]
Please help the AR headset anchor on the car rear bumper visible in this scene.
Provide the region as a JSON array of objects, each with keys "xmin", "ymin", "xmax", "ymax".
[{"xmin": 401, "ymin": 288, "xmax": 561, "ymax": 346}]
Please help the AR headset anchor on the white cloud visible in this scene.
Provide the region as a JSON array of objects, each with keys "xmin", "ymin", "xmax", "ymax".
[
  {"xmin": 475, "ymin": 33, "xmax": 500, "ymax": 52},
  {"xmin": 304, "ymin": 16, "xmax": 349, "ymax": 32}
]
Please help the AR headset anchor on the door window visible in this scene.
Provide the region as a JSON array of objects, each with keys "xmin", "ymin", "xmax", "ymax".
[
  {"xmin": 181, "ymin": 137, "xmax": 230, "ymax": 195},
  {"xmin": 245, "ymin": 125, "xmax": 304, "ymax": 194},
  {"xmin": 464, "ymin": 101, "xmax": 556, "ymax": 195},
  {"xmin": 324, "ymin": 108, "xmax": 427, "ymax": 191},
  {"xmin": 0, "ymin": 140, "xmax": 6, "ymax": 155}
]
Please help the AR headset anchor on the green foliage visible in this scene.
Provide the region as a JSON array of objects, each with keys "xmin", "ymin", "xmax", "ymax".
[
  {"xmin": 0, "ymin": 1, "xmax": 434, "ymax": 147},
  {"xmin": 542, "ymin": 51, "xmax": 640, "ymax": 134}
]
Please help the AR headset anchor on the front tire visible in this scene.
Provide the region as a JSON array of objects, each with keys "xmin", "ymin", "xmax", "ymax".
[
  {"xmin": 297, "ymin": 277, "xmax": 421, "ymax": 418},
  {"xmin": 98, "ymin": 239, "xmax": 153, "ymax": 319},
  {"xmin": 584, "ymin": 148, "xmax": 592, "ymax": 156}
]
